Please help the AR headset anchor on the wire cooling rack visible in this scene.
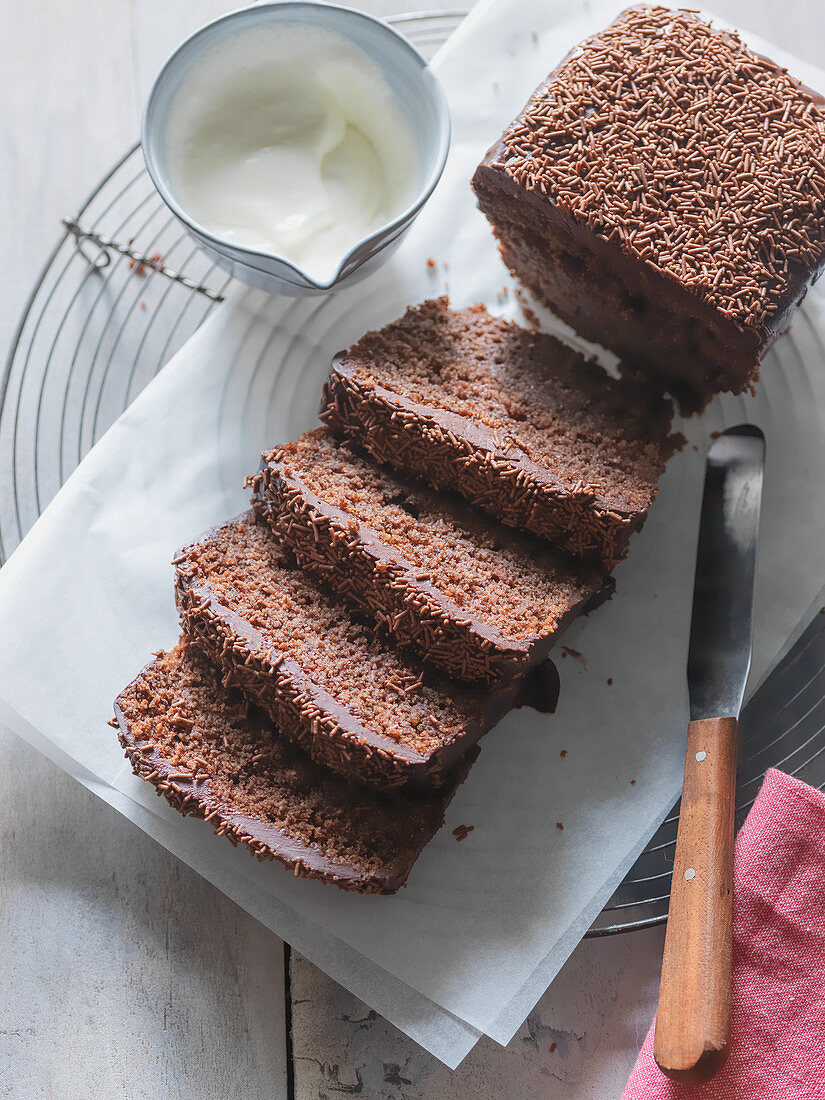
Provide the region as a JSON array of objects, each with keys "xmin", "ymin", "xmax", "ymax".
[{"xmin": 4, "ymin": 9, "xmax": 825, "ymax": 936}]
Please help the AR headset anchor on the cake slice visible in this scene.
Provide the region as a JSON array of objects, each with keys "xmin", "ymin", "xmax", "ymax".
[
  {"xmin": 174, "ymin": 513, "xmax": 515, "ymax": 790},
  {"xmin": 250, "ymin": 429, "xmax": 613, "ymax": 687},
  {"xmin": 114, "ymin": 640, "xmax": 473, "ymax": 893},
  {"xmin": 320, "ymin": 298, "xmax": 676, "ymax": 565},
  {"xmin": 472, "ymin": 6, "xmax": 825, "ymax": 410}
]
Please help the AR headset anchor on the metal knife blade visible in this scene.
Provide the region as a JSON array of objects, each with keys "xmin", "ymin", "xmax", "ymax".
[{"xmin": 687, "ymin": 425, "xmax": 765, "ymax": 722}]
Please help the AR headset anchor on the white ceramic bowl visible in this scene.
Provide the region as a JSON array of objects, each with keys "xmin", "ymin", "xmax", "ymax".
[{"xmin": 142, "ymin": 2, "xmax": 451, "ymax": 295}]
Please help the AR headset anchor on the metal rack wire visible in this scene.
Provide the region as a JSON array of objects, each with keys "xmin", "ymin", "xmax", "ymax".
[
  {"xmin": 3, "ymin": 8, "xmax": 824, "ymax": 936},
  {"xmin": 0, "ymin": 10, "xmax": 465, "ymax": 563},
  {"xmin": 589, "ymin": 609, "xmax": 825, "ymax": 934}
]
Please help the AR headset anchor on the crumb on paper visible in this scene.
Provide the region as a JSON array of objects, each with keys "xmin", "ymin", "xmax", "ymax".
[
  {"xmin": 549, "ymin": 1042, "xmax": 557, "ymax": 1053},
  {"xmin": 710, "ymin": 430, "xmax": 721, "ymax": 439},
  {"xmin": 556, "ymin": 822, "xmax": 564, "ymax": 831},
  {"xmin": 560, "ymin": 749, "xmax": 567, "ymax": 758},
  {"xmin": 692, "ymin": 444, "xmax": 699, "ymax": 451},
  {"xmin": 496, "ymin": 286, "xmax": 510, "ymax": 303},
  {"xmin": 493, "ymin": 81, "xmax": 499, "ymax": 92},
  {"xmin": 531, "ymin": 30, "xmax": 539, "ymax": 45},
  {"xmin": 442, "ymin": 260, "xmax": 449, "ymax": 270},
  {"xmin": 140, "ymin": 300, "xmax": 147, "ymax": 310},
  {"xmin": 560, "ymin": 645, "xmax": 587, "ymax": 671},
  {"xmin": 453, "ymin": 824, "xmax": 475, "ymax": 842},
  {"xmin": 630, "ymin": 779, "xmax": 636, "ymax": 785},
  {"xmin": 607, "ymin": 677, "xmax": 613, "ymax": 686},
  {"xmin": 426, "ymin": 257, "xmax": 437, "ymax": 269}
]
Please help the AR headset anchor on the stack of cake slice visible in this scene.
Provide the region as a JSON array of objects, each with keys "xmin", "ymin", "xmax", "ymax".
[
  {"xmin": 111, "ymin": 4, "xmax": 825, "ymax": 893},
  {"xmin": 113, "ymin": 298, "xmax": 677, "ymax": 891},
  {"xmin": 173, "ymin": 512, "xmax": 519, "ymax": 789}
]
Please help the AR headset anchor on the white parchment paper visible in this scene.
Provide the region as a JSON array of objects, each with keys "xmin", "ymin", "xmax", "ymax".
[{"xmin": 2, "ymin": 0, "xmax": 825, "ymax": 1069}]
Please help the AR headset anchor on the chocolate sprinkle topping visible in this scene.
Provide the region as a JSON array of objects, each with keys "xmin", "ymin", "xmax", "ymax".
[{"xmin": 498, "ymin": 6, "xmax": 825, "ymax": 329}]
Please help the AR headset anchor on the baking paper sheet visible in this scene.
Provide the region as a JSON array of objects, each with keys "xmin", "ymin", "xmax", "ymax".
[{"xmin": 2, "ymin": 0, "xmax": 825, "ymax": 1069}]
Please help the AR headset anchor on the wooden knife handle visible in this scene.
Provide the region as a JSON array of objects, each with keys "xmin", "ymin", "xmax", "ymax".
[{"xmin": 653, "ymin": 715, "xmax": 738, "ymax": 1085}]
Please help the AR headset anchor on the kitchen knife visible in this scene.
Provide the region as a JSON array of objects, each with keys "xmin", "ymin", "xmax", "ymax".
[{"xmin": 654, "ymin": 424, "xmax": 765, "ymax": 1085}]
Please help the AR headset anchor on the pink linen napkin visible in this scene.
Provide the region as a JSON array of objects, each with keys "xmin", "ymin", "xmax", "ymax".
[{"xmin": 623, "ymin": 768, "xmax": 825, "ymax": 1100}]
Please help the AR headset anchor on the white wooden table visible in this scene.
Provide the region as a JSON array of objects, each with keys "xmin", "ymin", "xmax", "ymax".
[{"xmin": 1, "ymin": 1, "xmax": 821, "ymax": 1096}]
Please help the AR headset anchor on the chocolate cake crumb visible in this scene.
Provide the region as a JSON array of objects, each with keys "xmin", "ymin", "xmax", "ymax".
[{"xmin": 560, "ymin": 645, "xmax": 587, "ymax": 670}]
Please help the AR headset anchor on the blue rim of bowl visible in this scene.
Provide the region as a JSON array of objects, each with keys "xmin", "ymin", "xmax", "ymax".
[{"xmin": 141, "ymin": 1, "xmax": 452, "ymax": 292}]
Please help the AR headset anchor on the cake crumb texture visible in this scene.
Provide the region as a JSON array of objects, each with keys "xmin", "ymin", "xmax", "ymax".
[
  {"xmin": 322, "ymin": 298, "xmax": 676, "ymax": 562},
  {"xmin": 255, "ymin": 429, "xmax": 609, "ymax": 675},
  {"xmin": 175, "ymin": 513, "xmax": 509, "ymax": 788},
  {"xmin": 115, "ymin": 640, "xmax": 466, "ymax": 893}
]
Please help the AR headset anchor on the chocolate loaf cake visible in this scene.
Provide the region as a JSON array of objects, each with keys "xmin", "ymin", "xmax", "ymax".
[
  {"xmin": 174, "ymin": 513, "xmax": 515, "ymax": 790},
  {"xmin": 472, "ymin": 6, "xmax": 825, "ymax": 410},
  {"xmin": 114, "ymin": 640, "xmax": 472, "ymax": 893},
  {"xmin": 251, "ymin": 429, "xmax": 613, "ymax": 686},
  {"xmin": 320, "ymin": 298, "xmax": 676, "ymax": 565}
]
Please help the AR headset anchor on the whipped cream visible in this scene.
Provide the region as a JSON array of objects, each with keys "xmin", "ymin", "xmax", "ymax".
[{"xmin": 165, "ymin": 22, "xmax": 419, "ymax": 284}]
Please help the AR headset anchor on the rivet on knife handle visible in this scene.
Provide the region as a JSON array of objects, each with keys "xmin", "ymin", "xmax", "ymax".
[{"xmin": 654, "ymin": 714, "xmax": 737, "ymax": 1083}]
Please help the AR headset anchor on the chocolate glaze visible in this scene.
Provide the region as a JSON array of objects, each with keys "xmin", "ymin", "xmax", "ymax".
[
  {"xmin": 515, "ymin": 659, "xmax": 561, "ymax": 714},
  {"xmin": 332, "ymin": 358, "xmax": 640, "ymax": 515},
  {"xmin": 321, "ymin": 356, "xmax": 670, "ymax": 566},
  {"xmin": 474, "ymin": 146, "xmax": 769, "ymax": 336},
  {"xmin": 252, "ymin": 442, "xmax": 614, "ymax": 688},
  {"xmin": 472, "ymin": 148, "xmax": 807, "ymax": 406},
  {"xmin": 471, "ymin": 7, "xmax": 825, "ymax": 406},
  {"xmin": 113, "ymin": 644, "xmax": 477, "ymax": 894},
  {"xmin": 176, "ymin": 514, "xmax": 518, "ymax": 791},
  {"xmin": 474, "ymin": 141, "xmax": 818, "ymax": 350}
]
